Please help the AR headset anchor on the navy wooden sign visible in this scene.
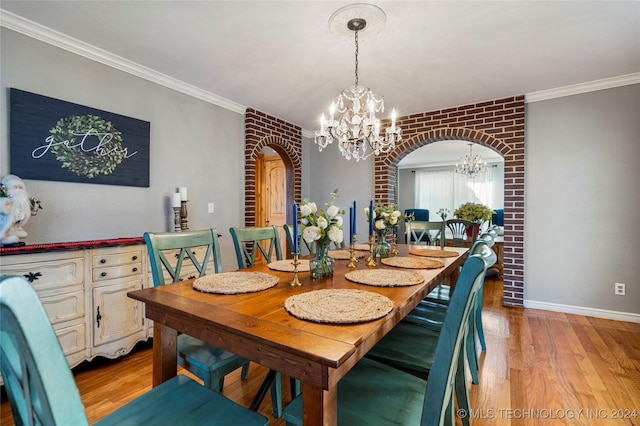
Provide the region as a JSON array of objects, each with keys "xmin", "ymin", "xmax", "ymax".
[{"xmin": 10, "ymin": 88, "xmax": 150, "ymax": 187}]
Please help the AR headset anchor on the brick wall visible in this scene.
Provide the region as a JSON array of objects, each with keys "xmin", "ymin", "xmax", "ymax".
[
  {"xmin": 375, "ymin": 96, "xmax": 526, "ymax": 306},
  {"xmin": 244, "ymin": 108, "xmax": 302, "ymax": 227}
]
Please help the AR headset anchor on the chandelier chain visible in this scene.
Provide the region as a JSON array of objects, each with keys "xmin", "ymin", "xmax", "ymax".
[{"xmin": 354, "ymin": 30, "xmax": 359, "ymax": 86}]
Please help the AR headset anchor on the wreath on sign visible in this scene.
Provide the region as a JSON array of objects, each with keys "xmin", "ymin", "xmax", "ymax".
[{"xmin": 49, "ymin": 115, "xmax": 125, "ymax": 178}]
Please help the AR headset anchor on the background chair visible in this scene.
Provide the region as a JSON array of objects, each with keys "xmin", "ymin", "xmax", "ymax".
[
  {"xmin": 404, "ymin": 208, "xmax": 429, "ymax": 243},
  {"xmin": 144, "ymin": 229, "xmax": 250, "ymax": 392},
  {"xmin": 407, "ymin": 220, "xmax": 446, "ymax": 247},
  {"xmin": 446, "ymin": 218, "xmax": 478, "ymax": 246},
  {"xmin": 0, "ymin": 275, "xmax": 269, "ymax": 426},
  {"xmin": 229, "ymin": 225, "xmax": 294, "ymax": 417},
  {"xmin": 283, "ymin": 254, "xmax": 487, "ymax": 426},
  {"xmin": 229, "ymin": 225, "xmax": 282, "ymax": 268}
]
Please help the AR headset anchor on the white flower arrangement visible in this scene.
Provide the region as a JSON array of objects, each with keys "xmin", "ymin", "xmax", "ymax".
[
  {"xmin": 365, "ymin": 201, "xmax": 405, "ymax": 233},
  {"xmin": 299, "ymin": 189, "xmax": 345, "ymax": 245}
]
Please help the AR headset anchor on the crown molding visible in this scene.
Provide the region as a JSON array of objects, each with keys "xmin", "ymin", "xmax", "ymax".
[
  {"xmin": 3, "ymin": 9, "xmax": 638, "ymax": 126},
  {"xmin": 525, "ymin": 72, "xmax": 640, "ymax": 103},
  {"xmin": 0, "ymin": 9, "xmax": 246, "ymax": 115}
]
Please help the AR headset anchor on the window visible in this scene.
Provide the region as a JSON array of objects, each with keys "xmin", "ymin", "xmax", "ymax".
[{"xmin": 414, "ymin": 164, "xmax": 503, "ymax": 215}]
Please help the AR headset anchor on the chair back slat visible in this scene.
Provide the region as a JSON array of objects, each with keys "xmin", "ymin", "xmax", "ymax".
[
  {"xmin": 229, "ymin": 226, "xmax": 283, "ymax": 269},
  {"xmin": 0, "ymin": 276, "xmax": 90, "ymax": 426},
  {"xmin": 144, "ymin": 229, "xmax": 222, "ymax": 286}
]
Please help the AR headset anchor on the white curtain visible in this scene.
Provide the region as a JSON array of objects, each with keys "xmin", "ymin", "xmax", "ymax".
[{"xmin": 414, "ymin": 166, "xmax": 499, "ymax": 219}]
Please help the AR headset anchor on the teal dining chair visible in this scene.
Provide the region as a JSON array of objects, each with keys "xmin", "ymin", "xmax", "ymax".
[
  {"xmin": 425, "ymin": 231, "xmax": 496, "ymax": 354},
  {"xmin": 229, "ymin": 225, "xmax": 283, "ymax": 268},
  {"xmin": 0, "ymin": 275, "xmax": 269, "ymax": 426},
  {"xmin": 229, "ymin": 225, "xmax": 295, "ymax": 418},
  {"xmin": 369, "ymin": 240, "xmax": 496, "ymax": 394},
  {"xmin": 283, "ymin": 223, "xmax": 314, "ymax": 256},
  {"xmin": 144, "ymin": 229, "xmax": 250, "ymax": 392},
  {"xmin": 282, "ymin": 254, "xmax": 487, "ymax": 426}
]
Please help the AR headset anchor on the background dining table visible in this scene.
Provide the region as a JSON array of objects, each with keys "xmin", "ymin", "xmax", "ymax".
[{"xmin": 128, "ymin": 244, "xmax": 468, "ymax": 425}]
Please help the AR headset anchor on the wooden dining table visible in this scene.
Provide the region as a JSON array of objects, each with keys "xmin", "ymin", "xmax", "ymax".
[{"xmin": 128, "ymin": 244, "xmax": 468, "ymax": 425}]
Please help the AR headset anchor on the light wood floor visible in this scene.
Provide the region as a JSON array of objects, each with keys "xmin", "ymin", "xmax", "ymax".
[{"xmin": 2, "ymin": 274, "xmax": 639, "ymax": 425}]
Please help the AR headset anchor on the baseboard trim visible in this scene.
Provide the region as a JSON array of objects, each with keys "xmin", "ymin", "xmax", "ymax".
[{"xmin": 524, "ymin": 300, "xmax": 640, "ymax": 323}]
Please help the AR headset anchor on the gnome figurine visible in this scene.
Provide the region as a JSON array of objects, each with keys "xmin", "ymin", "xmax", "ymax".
[{"xmin": 0, "ymin": 175, "xmax": 35, "ymax": 245}]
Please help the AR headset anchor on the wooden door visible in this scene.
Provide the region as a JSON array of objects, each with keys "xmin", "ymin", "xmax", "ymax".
[{"xmin": 257, "ymin": 154, "xmax": 287, "ymax": 260}]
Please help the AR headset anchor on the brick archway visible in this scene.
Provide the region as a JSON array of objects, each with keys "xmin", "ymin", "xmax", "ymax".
[
  {"xmin": 245, "ymin": 108, "xmax": 302, "ymax": 227},
  {"xmin": 375, "ymin": 96, "xmax": 525, "ymax": 306}
]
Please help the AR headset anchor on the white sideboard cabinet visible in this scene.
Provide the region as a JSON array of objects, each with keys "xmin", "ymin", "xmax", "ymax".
[{"xmin": 0, "ymin": 240, "xmax": 151, "ymax": 380}]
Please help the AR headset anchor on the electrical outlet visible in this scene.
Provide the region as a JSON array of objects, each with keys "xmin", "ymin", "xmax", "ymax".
[
  {"xmin": 207, "ymin": 202, "xmax": 215, "ymax": 214},
  {"xmin": 614, "ymin": 283, "xmax": 625, "ymax": 296}
]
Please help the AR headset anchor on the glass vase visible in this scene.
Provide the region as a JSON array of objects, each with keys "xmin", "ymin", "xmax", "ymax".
[
  {"xmin": 373, "ymin": 230, "xmax": 391, "ymax": 259},
  {"xmin": 310, "ymin": 239, "xmax": 335, "ymax": 279}
]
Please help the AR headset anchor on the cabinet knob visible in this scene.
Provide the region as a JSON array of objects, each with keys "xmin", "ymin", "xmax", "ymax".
[
  {"xmin": 100, "ymin": 259, "xmax": 106, "ymax": 264},
  {"xmin": 132, "ymin": 255, "xmax": 138, "ymax": 261},
  {"xmin": 100, "ymin": 272, "xmax": 107, "ymax": 277},
  {"xmin": 96, "ymin": 306, "xmax": 102, "ymax": 328},
  {"xmin": 132, "ymin": 267, "xmax": 138, "ymax": 273}
]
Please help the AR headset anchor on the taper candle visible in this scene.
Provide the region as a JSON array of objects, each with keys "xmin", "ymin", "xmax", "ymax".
[
  {"xmin": 353, "ymin": 200, "xmax": 357, "ymax": 235},
  {"xmin": 292, "ymin": 204, "xmax": 299, "ymax": 254},
  {"xmin": 171, "ymin": 192, "xmax": 181, "ymax": 208},
  {"xmin": 369, "ymin": 199, "xmax": 374, "ymax": 236},
  {"xmin": 349, "ymin": 207, "xmax": 353, "ymax": 243},
  {"xmin": 179, "ymin": 187, "xmax": 188, "ymax": 201}
]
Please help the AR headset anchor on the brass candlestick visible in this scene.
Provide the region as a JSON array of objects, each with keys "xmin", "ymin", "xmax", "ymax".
[
  {"xmin": 180, "ymin": 200, "xmax": 189, "ymax": 231},
  {"xmin": 173, "ymin": 207, "xmax": 181, "ymax": 232},
  {"xmin": 391, "ymin": 231, "xmax": 398, "ymax": 256},
  {"xmin": 366, "ymin": 234, "xmax": 377, "ymax": 267},
  {"xmin": 347, "ymin": 234, "xmax": 358, "ymax": 268},
  {"xmin": 290, "ymin": 253, "xmax": 302, "ymax": 286}
]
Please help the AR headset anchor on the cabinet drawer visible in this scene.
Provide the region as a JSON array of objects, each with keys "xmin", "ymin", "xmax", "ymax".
[
  {"xmin": 92, "ymin": 250, "xmax": 143, "ymax": 268},
  {"xmin": 41, "ymin": 290, "xmax": 85, "ymax": 325},
  {"xmin": 92, "ymin": 262, "xmax": 142, "ymax": 282},
  {"xmin": 54, "ymin": 321, "xmax": 87, "ymax": 357},
  {"xmin": 0, "ymin": 253, "xmax": 84, "ymax": 292}
]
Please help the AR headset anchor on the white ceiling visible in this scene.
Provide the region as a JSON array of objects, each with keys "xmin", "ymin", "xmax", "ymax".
[{"xmin": 2, "ymin": 1, "xmax": 639, "ymax": 164}]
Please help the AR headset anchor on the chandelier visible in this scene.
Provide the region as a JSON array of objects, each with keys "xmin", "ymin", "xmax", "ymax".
[
  {"xmin": 315, "ymin": 6, "xmax": 401, "ymax": 162},
  {"xmin": 455, "ymin": 143, "xmax": 488, "ymax": 178}
]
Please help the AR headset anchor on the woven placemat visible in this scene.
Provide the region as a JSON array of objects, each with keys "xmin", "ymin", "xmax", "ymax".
[
  {"xmin": 193, "ymin": 272, "xmax": 279, "ymax": 294},
  {"xmin": 268, "ymin": 259, "xmax": 310, "ymax": 272},
  {"xmin": 328, "ymin": 249, "xmax": 365, "ymax": 260},
  {"xmin": 284, "ymin": 289, "xmax": 393, "ymax": 324},
  {"xmin": 381, "ymin": 256, "xmax": 445, "ymax": 269},
  {"xmin": 353, "ymin": 244, "xmax": 371, "ymax": 251},
  {"xmin": 345, "ymin": 269, "xmax": 425, "ymax": 287},
  {"xmin": 408, "ymin": 248, "xmax": 459, "ymax": 258}
]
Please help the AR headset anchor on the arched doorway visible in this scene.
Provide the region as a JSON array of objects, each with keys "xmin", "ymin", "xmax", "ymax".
[
  {"xmin": 372, "ymin": 96, "xmax": 526, "ymax": 307},
  {"xmin": 243, "ymin": 108, "xmax": 302, "ymax": 231}
]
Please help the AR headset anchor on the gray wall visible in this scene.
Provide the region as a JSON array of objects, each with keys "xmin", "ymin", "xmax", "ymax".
[
  {"xmin": 308, "ymin": 141, "xmax": 374, "ymax": 239},
  {"xmin": 1, "ymin": 29, "xmax": 246, "ymax": 270},
  {"xmin": 525, "ymin": 84, "xmax": 639, "ymax": 315}
]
